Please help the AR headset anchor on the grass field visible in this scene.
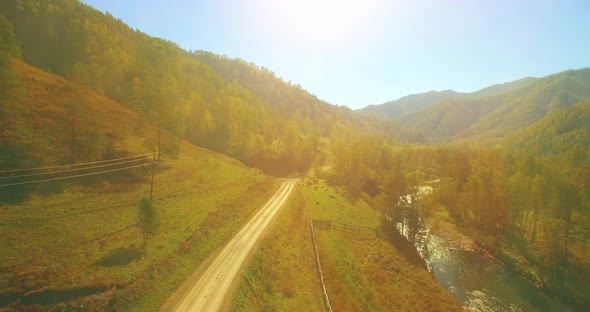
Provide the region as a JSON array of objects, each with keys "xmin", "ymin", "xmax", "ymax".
[
  {"xmin": 232, "ymin": 187, "xmax": 325, "ymax": 311},
  {"xmin": 233, "ymin": 178, "xmax": 461, "ymax": 311},
  {"xmin": 0, "ymin": 60, "xmax": 279, "ymax": 311},
  {"xmin": 0, "ymin": 144, "xmax": 278, "ymax": 311}
]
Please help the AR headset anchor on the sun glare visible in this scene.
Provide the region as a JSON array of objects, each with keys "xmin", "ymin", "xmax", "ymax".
[{"xmin": 254, "ymin": 0, "xmax": 384, "ymax": 43}]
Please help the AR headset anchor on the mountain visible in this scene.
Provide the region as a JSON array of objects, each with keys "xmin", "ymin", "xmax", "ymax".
[
  {"xmin": 0, "ymin": 0, "xmax": 423, "ymax": 175},
  {"xmin": 505, "ymin": 98, "xmax": 590, "ymax": 155},
  {"xmin": 460, "ymin": 69, "xmax": 590, "ymax": 138},
  {"xmin": 400, "ymin": 68, "xmax": 590, "ymax": 141},
  {"xmin": 357, "ymin": 77, "xmax": 539, "ymax": 121},
  {"xmin": 467, "ymin": 77, "xmax": 539, "ymax": 98},
  {"xmin": 1, "ymin": 58, "xmax": 154, "ymax": 171},
  {"xmin": 0, "ymin": 57, "xmax": 283, "ymax": 310},
  {"xmin": 190, "ymin": 51, "xmax": 425, "ymax": 143},
  {"xmin": 356, "ymin": 90, "xmax": 460, "ymax": 120}
]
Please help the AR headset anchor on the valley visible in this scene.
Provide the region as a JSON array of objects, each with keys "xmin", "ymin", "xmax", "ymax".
[{"xmin": 1, "ymin": 1, "xmax": 589, "ymax": 311}]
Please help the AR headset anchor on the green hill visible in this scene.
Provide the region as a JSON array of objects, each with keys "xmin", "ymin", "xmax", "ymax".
[
  {"xmin": 0, "ymin": 5, "xmax": 437, "ymax": 310},
  {"xmin": 357, "ymin": 90, "xmax": 460, "ymax": 121},
  {"xmin": 356, "ymin": 77, "xmax": 538, "ymax": 121},
  {"xmin": 467, "ymin": 77, "xmax": 538, "ymax": 98},
  {"xmin": 4, "ymin": 0, "xmax": 589, "ymax": 310},
  {"xmin": 399, "ymin": 68, "xmax": 590, "ymax": 141},
  {"xmin": 0, "ymin": 0, "xmax": 423, "ymax": 176},
  {"xmin": 193, "ymin": 51, "xmax": 424, "ymax": 142},
  {"xmin": 0, "ymin": 58, "xmax": 278, "ymax": 311},
  {"xmin": 461, "ymin": 69, "xmax": 590, "ymax": 139},
  {"xmin": 505, "ymin": 98, "xmax": 590, "ymax": 155}
]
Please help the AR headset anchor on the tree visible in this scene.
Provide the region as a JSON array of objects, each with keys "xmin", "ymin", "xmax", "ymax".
[
  {"xmin": 138, "ymin": 197, "xmax": 158, "ymax": 247},
  {"xmin": 506, "ymin": 172, "xmax": 532, "ymax": 235},
  {"xmin": 0, "ymin": 15, "xmax": 32, "ymax": 173},
  {"xmin": 0, "ymin": 14, "xmax": 22, "ymax": 58}
]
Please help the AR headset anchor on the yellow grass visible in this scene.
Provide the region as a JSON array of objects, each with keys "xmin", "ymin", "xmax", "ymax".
[
  {"xmin": 0, "ymin": 60, "xmax": 279, "ymax": 311},
  {"xmin": 233, "ymin": 178, "xmax": 461, "ymax": 311}
]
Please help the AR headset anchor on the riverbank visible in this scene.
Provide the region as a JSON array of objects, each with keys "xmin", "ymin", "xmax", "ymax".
[
  {"xmin": 430, "ymin": 218, "xmax": 503, "ymax": 265},
  {"xmin": 232, "ymin": 179, "xmax": 461, "ymax": 311},
  {"xmin": 425, "ymin": 215, "xmax": 576, "ymax": 311}
]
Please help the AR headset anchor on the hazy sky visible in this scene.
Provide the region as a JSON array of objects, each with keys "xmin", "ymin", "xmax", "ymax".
[{"xmin": 83, "ymin": 0, "xmax": 590, "ymax": 109}]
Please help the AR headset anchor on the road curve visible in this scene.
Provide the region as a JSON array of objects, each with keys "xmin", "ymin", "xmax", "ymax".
[{"xmin": 170, "ymin": 179, "xmax": 298, "ymax": 312}]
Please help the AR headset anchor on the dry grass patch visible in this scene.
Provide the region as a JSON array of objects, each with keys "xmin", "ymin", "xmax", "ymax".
[{"xmin": 233, "ymin": 178, "xmax": 460, "ymax": 311}]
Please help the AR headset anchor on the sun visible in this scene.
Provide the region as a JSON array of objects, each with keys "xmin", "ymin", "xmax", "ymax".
[{"xmin": 252, "ymin": 0, "xmax": 384, "ymax": 43}]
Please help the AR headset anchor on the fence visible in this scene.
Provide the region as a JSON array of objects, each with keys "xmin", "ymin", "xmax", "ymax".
[
  {"xmin": 310, "ymin": 220, "xmax": 333, "ymax": 312},
  {"xmin": 310, "ymin": 219, "xmax": 380, "ymax": 311},
  {"xmin": 312, "ymin": 219, "xmax": 378, "ymax": 236}
]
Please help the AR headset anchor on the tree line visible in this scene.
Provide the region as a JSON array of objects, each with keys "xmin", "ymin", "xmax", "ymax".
[
  {"xmin": 326, "ymin": 130, "xmax": 589, "ymax": 307},
  {"xmin": 0, "ymin": 0, "xmax": 419, "ymax": 175}
]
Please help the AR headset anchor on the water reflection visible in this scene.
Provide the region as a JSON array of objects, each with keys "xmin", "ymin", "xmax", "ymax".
[
  {"xmin": 390, "ymin": 185, "xmax": 573, "ymax": 311},
  {"xmin": 424, "ymin": 231, "xmax": 573, "ymax": 311}
]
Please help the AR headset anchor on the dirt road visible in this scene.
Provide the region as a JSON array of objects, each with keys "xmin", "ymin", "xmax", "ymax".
[{"xmin": 167, "ymin": 179, "xmax": 297, "ymax": 312}]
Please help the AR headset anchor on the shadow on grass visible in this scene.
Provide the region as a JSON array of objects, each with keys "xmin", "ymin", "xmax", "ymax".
[
  {"xmin": 0, "ymin": 293, "xmax": 20, "ymax": 308},
  {"xmin": 20, "ymin": 287, "xmax": 108, "ymax": 306},
  {"xmin": 95, "ymin": 247, "xmax": 144, "ymax": 267}
]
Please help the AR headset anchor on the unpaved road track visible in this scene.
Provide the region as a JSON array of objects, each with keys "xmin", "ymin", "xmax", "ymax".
[{"xmin": 168, "ymin": 179, "xmax": 297, "ymax": 312}]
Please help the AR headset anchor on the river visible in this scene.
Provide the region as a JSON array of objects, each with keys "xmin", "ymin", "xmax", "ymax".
[
  {"xmin": 396, "ymin": 185, "xmax": 573, "ymax": 311},
  {"xmin": 398, "ymin": 217, "xmax": 574, "ymax": 312},
  {"xmin": 425, "ymin": 230, "xmax": 573, "ymax": 311}
]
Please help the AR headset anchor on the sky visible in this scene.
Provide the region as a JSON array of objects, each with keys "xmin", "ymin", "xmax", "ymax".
[{"xmin": 82, "ymin": 0, "xmax": 590, "ymax": 109}]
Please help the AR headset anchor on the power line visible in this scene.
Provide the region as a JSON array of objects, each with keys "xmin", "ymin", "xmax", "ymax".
[
  {"xmin": 0, "ymin": 153, "xmax": 154, "ymax": 174},
  {"xmin": 159, "ymin": 139, "xmax": 279, "ymax": 163},
  {"xmin": 0, "ymin": 161, "xmax": 156, "ymax": 187},
  {"xmin": 0, "ymin": 157, "xmax": 151, "ymax": 180}
]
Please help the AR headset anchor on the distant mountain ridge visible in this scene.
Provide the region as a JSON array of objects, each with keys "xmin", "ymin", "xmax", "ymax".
[
  {"xmin": 505, "ymin": 98, "xmax": 590, "ymax": 155},
  {"xmin": 0, "ymin": 0, "xmax": 424, "ymax": 176},
  {"xmin": 400, "ymin": 68, "xmax": 590, "ymax": 141},
  {"xmin": 357, "ymin": 77, "xmax": 539, "ymax": 120},
  {"xmin": 467, "ymin": 77, "xmax": 538, "ymax": 98},
  {"xmin": 358, "ymin": 90, "xmax": 460, "ymax": 121}
]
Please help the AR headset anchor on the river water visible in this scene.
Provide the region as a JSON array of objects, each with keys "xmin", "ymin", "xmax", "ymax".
[
  {"xmin": 422, "ymin": 229, "xmax": 574, "ymax": 311},
  {"xmin": 395, "ymin": 186, "xmax": 573, "ymax": 311}
]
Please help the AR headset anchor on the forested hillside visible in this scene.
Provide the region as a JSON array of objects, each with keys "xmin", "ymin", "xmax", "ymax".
[
  {"xmin": 0, "ymin": 0, "xmax": 423, "ymax": 175},
  {"xmin": 193, "ymin": 51, "xmax": 424, "ymax": 142},
  {"xmin": 399, "ymin": 68, "xmax": 590, "ymax": 141},
  {"xmin": 358, "ymin": 90, "xmax": 459, "ymax": 121},
  {"xmin": 506, "ymin": 99, "xmax": 590, "ymax": 155},
  {"xmin": 0, "ymin": 49, "xmax": 282, "ymax": 311},
  {"xmin": 2, "ymin": 0, "xmax": 590, "ymax": 310},
  {"xmin": 467, "ymin": 77, "xmax": 538, "ymax": 98},
  {"xmin": 357, "ymin": 77, "xmax": 538, "ymax": 121}
]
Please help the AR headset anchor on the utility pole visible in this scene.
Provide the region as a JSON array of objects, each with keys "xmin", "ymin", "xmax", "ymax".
[
  {"xmin": 150, "ymin": 152, "xmax": 155, "ymax": 201},
  {"xmin": 158, "ymin": 124, "xmax": 161, "ymax": 161},
  {"xmin": 70, "ymin": 109, "xmax": 76, "ymax": 163},
  {"xmin": 150, "ymin": 169, "xmax": 154, "ymax": 201}
]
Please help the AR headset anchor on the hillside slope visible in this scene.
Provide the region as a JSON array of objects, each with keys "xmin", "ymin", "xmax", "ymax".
[
  {"xmin": 400, "ymin": 68, "xmax": 590, "ymax": 141},
  {"xmin": 1, "ymin": 59, "xmax": 159, "ymax": 169},
  {"xmin": 461, "ymin": 69, "xmax": 590, "ymax": 138},
  {"xmin": 356, "ymin": 77, "xmax": 538, "ymax": 121},
  {"xmin": 0, "ymin": 0, "xmax": 424, "ymax": 177},
  {"xmin": 468, "ymin": 77, "xmax": 538, "ymax": 98},
  {"xmin": 193, "ymin": 51, "xmax": 423, "ymax": 143},
  {"xmin": 505, "ymin": 98, "xmax": 590, "ymax": 155},
  {"xmin": 357, "ymin": 90, "xmax": 460, "ymax": 121},
  {"xmin": 0, "ymin": 59, "xmax": 277, "ymax": 311}
]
